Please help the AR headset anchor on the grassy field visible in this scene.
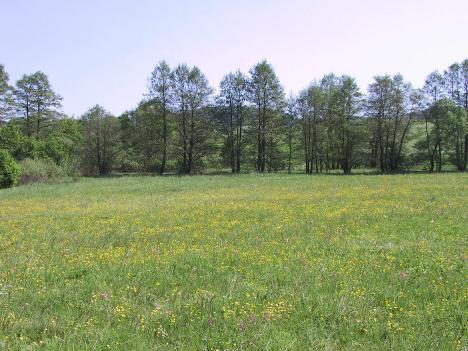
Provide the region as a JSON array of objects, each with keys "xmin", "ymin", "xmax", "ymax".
[{"xmin": 0, "ymin": 174, "xmax": 466, "ymax": 350}]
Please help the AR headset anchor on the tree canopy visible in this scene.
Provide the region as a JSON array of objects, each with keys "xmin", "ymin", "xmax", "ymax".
[{"xmin": 0, "ymin": 57, "xmax": 467, "ymax": 186}]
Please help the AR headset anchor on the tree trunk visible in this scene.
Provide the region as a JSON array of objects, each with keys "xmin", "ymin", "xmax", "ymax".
[
  {"xmin": 257, "ymin": 107, "xmax": 262, "ymax": 172},
  {"xmin": 160, "ymin": 104, "xmax": 167, "ymax": 175},
  {"xmin": 229, "ymin": 104, "xmax": 235, "ymax": 173},
  {"xmin": 288, "ymin": 129, "xmax": 292, "ymax": 174},
  {"xmin": 464, "ymin": 133, "xmax": 468, "ymax": 171},
  {"xmin": 188, "ymin": 109, "xmax": 194, "ymax": 174},
  {"xmin": 236, "ymin": 107, "xmax": 243, "ymax": 173},
  {"xmin": 26, "ymin": 100, "xmax": 32, "ymax": 137},
  {"xmin": 182, "ymin": 108, "xmax": 188, "ymax": 174},
  {"xmin": 304, "ymin": 121, "xmax": 309, "ymax": 174},
  {"xmin": 437, "ymin": 142, "xmax": 442, "ymax": 172}
]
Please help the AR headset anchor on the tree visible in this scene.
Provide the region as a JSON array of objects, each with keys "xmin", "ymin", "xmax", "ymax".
[
  {"xmin": 232, "ymin": 72, "xmax": 248, "ymax": 173},
  {"xmin": 0, "ymin": 64, "xmax": 13, "ymax": 123},
  {"xmin": 445, "ymin": 103, "xmax": 468, "ymax": 171},
  {"xmin": 218, "ymin": 73, "xmax": 236, "ymax": 173},
  {"xmin": 320, "ymin": 74, "xmax": 341, "ymax": 172},
  {"xmin": 13, "ymin": 75, "xmax": 34, "ymax": 137},
  {"xmin": 30, "ymin": 72, "xmax": 62, "ymax": 138},
  {"xmin": 444, "ymin": 63, "xmax": 462, "ymax": 106},
  {"xmin": 422, "ymin": 71, "xmax": 447, "ymax": 171},
  {"xmin": 462, "ymin": 60, "xmax": 468, "ymax": 170},
  {"xmin": 247, "ymin": 60, "xmax": 284, "ymax": 172},
  {"xmin": 285, "ymin": 95, "xmax": 300, "ymax": 173},
  {"xmin": 336, "ymin": 76, "xmax": 362, "ymax": 174},
  {"xmin": 426, "ymin": 98, "xmax": 467, "ymax": 171},
  {"xmin": 219, "ymin": 70, "xmax": 248, "ymax": 173},
  {"xmin": 462, "ymin": 60, "xmax": 468, "ymax": 111},
  {"xmin": 44, "ymin": 118, "xmax": 82, "ymax": 168},
  {"xmin": 13, "ymin": 72, "xmax": 62, "ymax": 138},
  {"xmin": 424, "ymin": 71, "xmax": 445, "ymax": 104},
  {"xmin": 171, "ymin": 64, "xmax": 190, "ymax": 173},
  {"xmin": 148, "ymin": 61, "xmax": 171, "ymax": 174},
  {"xmin": 297, "ymin": 84, "xmax": 324, "ymax": 173},
  {"xmin": 298, "ymin": 75, "xmax": 365, "ymax": 174},
  {"xmin": 171, "ymin": 64, "xmax": 213, "ymax": 174},
  {"xmin": 367, "ymin": 74, "xmax": 414, "ymax": 172},
  {"xmin": 186, "ymin": 67, "xmax": 213, "ymax": 174},
  {"xmin": 444, "ymin": 60, "xmax": 468, "ymax": 171},
  {"xmin": 80, "ymin": 105, "xmax": 119, "ymax": 175},
  {"xmin": 388, "ymin": 75, "xmax": 414, "ymax": 171},
  {"xmin": 121, "ymin": 99, "xmax": 172, "ymax": 172}
]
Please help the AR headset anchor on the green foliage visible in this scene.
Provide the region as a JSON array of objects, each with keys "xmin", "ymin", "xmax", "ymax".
[
  {"xmin": 0, "ymin": 124, "xmax": 25, "ymax": 156},
  {"xmin": 170, "ymin": 64, "xmax": 214, "ymax": 174},
  {"xmin": 367, "ymin": 74, "xmax": 415, "ymax": 172},
  {"xmin": 248, "ymin": 60, "xmax": 285, "ymax": 172},
  {"xmin": 422, "ymin": 98, "xmax": 468, "ymax": 171},
  {"xmin": 115, "ymin": 147, "xmax": 141, "ymax": 173},
  {"xmin": 13, "ymin": 71, "xmax": 62, "ymax": 138},
  {"xmin": 0, "ymin": 123, "xmax": 43, "ymax": 160},
  {"xmin": 80, "ymin": 105, "xmax": 119, "ymax": 175},
  {"xmin": 0, "ymin": 121, "xmax": 81, "ymax": 170},
  {"xmin": 0, "ymin": 64, "xmax": 13, "ymax": 122},
  {"xmin": 0, "ymin": 148, "xmax": 21, "ymax": 188},
  {"xmin": 2, "ymin": 58, "xmax": 468, "ymax": 180},
  {"xmin": 122, "ymin": 100, "xmax": 167, "ymax": 172},
  {"xmin": 18, "ymin": 158, "xmax": 67, "ymax": 184},
  {"xmin": 42, "ymin": 118, "xmax": 82, "ymax": 173},
  {"xmin": 44, "ymin": 136, "xmax": 69, "ymax": 165}
]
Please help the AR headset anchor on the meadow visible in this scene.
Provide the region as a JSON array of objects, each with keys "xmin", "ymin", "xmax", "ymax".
[{"xmin": 0, "ymin": 173, "xmax": 466, "ymax": 350}]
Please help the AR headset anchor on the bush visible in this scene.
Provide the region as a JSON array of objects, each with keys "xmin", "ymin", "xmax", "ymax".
[
  {"xmin": 116, "ymin": 148, "xmax": 141, "ymax": 173},
  {"xmin": 44, "ymin": 136, "xmax": 69, "ymax": 165},
  {"xmin": 0, "ymin": 124, "xmax": 23, "ymax": 155},
  {"xmin": 0, "ymin": 149, "xmax": 21, "ymax": 188},
  {"xmin": 0, "ymin": 124, "xmax": 41, "ymax": 160},
  {"xmin": 19, "ymin": 158, "xmax": 67, "ymax": 185}
]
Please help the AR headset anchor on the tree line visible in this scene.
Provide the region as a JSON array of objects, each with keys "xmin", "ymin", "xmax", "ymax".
[{"xmin": 0, "ymin": 59, "xmax": 467, "ymax": 185}]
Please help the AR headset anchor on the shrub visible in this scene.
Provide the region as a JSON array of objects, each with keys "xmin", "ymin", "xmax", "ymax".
[
  {"xmin": 44, "ymin": 136, "xmax": 69, "ymax": 165},
  {"xmin": 0, "ymin": 149, "xmax": 21, "ymax": 188},
  {"xmin": 116, "ymin": 148, "xmax": 141, "ymax": 173},
  {"xmin": 0, "ymin": 124, "xmax": 41, "ymax": 160},
  {"xmin": 0, "ymin": 124, "xmax": 23, "ymax": 155},
  {"xmin": 19, "ymin": 158, "xmax": 66, "ymax": 185}
]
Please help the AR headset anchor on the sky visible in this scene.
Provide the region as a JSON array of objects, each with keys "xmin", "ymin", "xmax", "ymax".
[{"xmin": 2, "ymin": 0, "xmax": 467, "ymax": 117}]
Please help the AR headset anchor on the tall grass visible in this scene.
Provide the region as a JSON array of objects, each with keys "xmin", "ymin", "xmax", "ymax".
[{"xmin": 0, "ymin": 173, "xmax": 466, "ymax": 350}]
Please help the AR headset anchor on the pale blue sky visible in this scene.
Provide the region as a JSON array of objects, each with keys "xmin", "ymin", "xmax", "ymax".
[{"xmin": 2, "ymin": 0, "xmax": 467, "ymax": 116}]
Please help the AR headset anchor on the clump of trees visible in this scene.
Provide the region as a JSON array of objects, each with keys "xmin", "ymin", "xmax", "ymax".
[
  {"xmin": 0, "ymin": 58, "xmax": 467, "ymax": 188},
  {"xmin": 297, "ymin": 74, "xmax": 365, "ymax": 174},
  {"xmin": 0, "ymin": 65, "xmax": 81, "ymax": 187}
]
